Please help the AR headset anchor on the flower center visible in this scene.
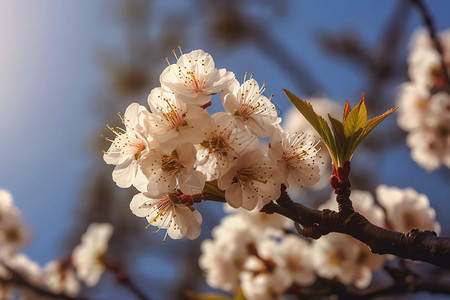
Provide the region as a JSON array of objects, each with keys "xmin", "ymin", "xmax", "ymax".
[
  {"xmin": 161, "ymin": 152, "xmax": 183, "ymax": 174},
  {"xmin": 5, "ymin": 227, "xmax": 20, "ymax": 243}
]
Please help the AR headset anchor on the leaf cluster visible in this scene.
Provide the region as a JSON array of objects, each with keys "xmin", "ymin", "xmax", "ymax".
[{"xmin": 284, "ymin": 89, "xmax": 397, "ymax": 167}]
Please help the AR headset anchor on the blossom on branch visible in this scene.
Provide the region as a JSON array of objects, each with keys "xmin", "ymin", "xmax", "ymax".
[
  {"xmin": 222, "ymin": 76, "xmax": 280, "ymax": 137},
  {"xmin": 268, "ymin": 128, "xmax": 320, "ymax": 188},
  {"xmin": 103, "ymin": 103, "xmax": 154, "ymax": 191},
  {"xmin": 146, "ymin": 87, "xmax": 210, "ymax": 151},
  {"xmin": 72, "ymin": 223, "xmax": 113, "ymax": 287},
  {"xmin": 376, "ymin": 185, "xmax": 440, "ymax": 234},
  {"xmin": 218, "ymin": 150, "xmax": 282, "ymax": 210},
  {"xmin": 130, "ymin": 192, "xmax": 202, "ymax": 240},
  {"xmin": 160, "ymin": 49, "xmax": 235, "ymax": 106}
]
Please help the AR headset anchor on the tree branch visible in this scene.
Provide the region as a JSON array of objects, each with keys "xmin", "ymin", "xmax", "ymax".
[{"xmin": 262, "ymin": 185, "xmax": 450, "ymax": 269}]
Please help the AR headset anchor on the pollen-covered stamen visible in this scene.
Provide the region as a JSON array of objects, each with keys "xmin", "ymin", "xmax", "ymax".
[
  {"xmin": 236, "ymin": 79, "xmax": 272, "ymax": 120},
  {"xmin": 104, "ymin": 120, "xmax": 146, "ymax": 158},
  {"xmin": 153, "ymin": 95, "xmax": 187, "ymax": 130},
  {"xmin": 160, "ymin": 152, "xmax": 184, "ymax": 175},
  {"xmin": 141, "ymin": 195, "xmax": 180, "ymax": 242},
  {"xmin": 282, "ymin": 133, "xmax": 319, "ymax": 167},
  {"xmin": 177, "ymin": 59, "xmax": 207, "ymax": 93},
  {"xmin": 236, "ymin": 167, "xmax": 267, "ymax": 184},
  {"xmin": 201, "ymin": 134, "xmax": 230, "ymax": 158}
]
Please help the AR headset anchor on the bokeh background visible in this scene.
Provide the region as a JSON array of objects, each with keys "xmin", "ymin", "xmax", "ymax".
[{"xmin": 1, "ymin": 0, "xmax": 450, "ymax": 299}]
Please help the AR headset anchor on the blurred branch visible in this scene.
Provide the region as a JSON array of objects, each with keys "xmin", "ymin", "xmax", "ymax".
[
  {"xmin": 104, "ymin": 261, "xmax": 151, "ymax": 300},
  {"xmin": 0, "ymin": 268, "xmax": 95, "ymax": 300}
]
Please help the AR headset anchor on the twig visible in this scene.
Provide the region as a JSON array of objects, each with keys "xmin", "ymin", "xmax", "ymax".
[
  {"xmin": 105, "ymin": 261, "xmax": 151, "ymax": 300},
  {"xmin": 0, "ymin": 268, "xmax": 96, "ymax": 300}
]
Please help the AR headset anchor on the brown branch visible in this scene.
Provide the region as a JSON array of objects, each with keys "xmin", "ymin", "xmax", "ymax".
[
  {"xmin": 262, "ymin": 186, "xmax": 450, "ymax": 269},
  {"xmin": 104, "ymin": 261, "xmax": 151, "ymax": 300}
]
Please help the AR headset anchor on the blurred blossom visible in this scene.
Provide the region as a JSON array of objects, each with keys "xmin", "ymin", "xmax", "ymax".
[
  {"xmin": 200, "ymin": 203, "xmax": 314, "ymax": 299},
  {"xmin": 314, "ymin": 190, "xmax": 386, "ymax": 288},
  {"xmin": 0, "ymin": 190, "xmax": 32, "ymax": 259},
  {"xmin": 397, "ymin": 28, "xmax": 450, "ymax": 171},
  {"xmin": 312, "ymin": 233, "xmax": 384, "ymax": 289},
  {"xmin": 376, "ymin": 185, "xmax": 440, "ymax": 234},
  {"xmin": 5, "ymin": 253, "xmax": 43, "ymax": 287},
  {"xmin": 72, "ymin": 222, "xmax": 113, "ymax": 287},
  {"xmin": 42, "ymin": 260, "xmax": 80, "ymax": 297},
  {"xmin": 240, "ymin": 239, "xmax": 290, "ymax": 300}
]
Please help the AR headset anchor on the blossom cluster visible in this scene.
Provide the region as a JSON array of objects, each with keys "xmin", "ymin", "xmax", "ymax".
[
  {"xmin": 396, "ymin": 28, "xmax": 450, "ymax": 171},
  {"xmin": 0, "ymin": 190, "xmax": 113, "ymax": 298},
  {"xmin": 199, "ymin": 185, "xmax": 440, "ymax": 299},
  {"xmin": 103, "ymin": 48, "xmax": 321, "ymax": 240}
]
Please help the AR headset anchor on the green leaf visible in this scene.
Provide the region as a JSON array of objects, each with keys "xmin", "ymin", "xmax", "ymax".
[
  {"xmin": 234, "ymin": 288, "xmax": 247, "ymax": 300},
  {"xmin": 353, "ymin": 107, "xmax": 398, "ymax": 151},
  {"xmin": 185, "ymin": 291, "xmax": 231, "ymax": 300},
  {"xmin": 328, "ymin": 114, "xmax": 345, "ymax": 166},
  {"xmin": 343, "ymin": 96, "xmax": 367, "ymax": 137},
  {"xmin": 284, "ymin": 89, "xmax": 336, "ymax": 160}
]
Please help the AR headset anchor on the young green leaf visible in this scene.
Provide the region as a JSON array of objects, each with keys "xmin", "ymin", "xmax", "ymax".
[
  {"xmin": 283, "ymin": 89, "xmax": 336, "ymax": 158},
  {"xmin": 343, "ymin": 95, "xmax": 367, "ymax": 137},
  {"xmin": 353, "ymin": 106, "xmax": 399, "ymax": 151}
]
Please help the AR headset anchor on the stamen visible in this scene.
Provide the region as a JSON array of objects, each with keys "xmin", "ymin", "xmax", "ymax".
[{"xmin": 172, "ymin": 49, "xmax": 178, "ymax": 60}]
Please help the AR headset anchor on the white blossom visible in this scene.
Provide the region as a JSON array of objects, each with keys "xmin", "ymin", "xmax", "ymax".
[
  {"xmin": 277, "ymin": 235, "xmax": 316, "ymax": 286},
  {"xmin": 199, "ymin": 212, "xmax": 262, "ymax": 292},
  {"xmin": 146, "ymin": 87, "xmax": 210, "ymax": 151},
  {"xmin": 408, "ymin": 28, "xmax": 450, "ymax": 89},
  {"xmin": 396, "ymin": 83, "xmax": 431, "ymax": 132},
  {"xmin": 312, "ymin": 233, "xmax": 383, "ymax": 289},
  {"xmin": 103, "ymin": 103, "xmax": 155, "ymax": 191},
  {"xmin": 282, "ymin": 98, "xmax": 342, "ymax": 190},
  {"xmin": 196, "ymin": 112, "xmax": 258, "ymax": 181},
  {"xmin": 240, "ymin": 239, "xmax": 290, "ymax": 300},
  {"xmin": 42, "ymin": 260, "xmax": 80, "ymax": 297},
  {"xmin": 407, "ymin": 126, "xmax": 450, "ymax": 171},
  {"xmin": 0, "ymin": 190, "xmax": 32, "ymax": 259},
  {"xmin": 72, "ymin": 223, "xmax": 113, "ymax": 287},
  {"xmin": 268, "ymin": 128, "xmax": 320, "ymax": 188},
  {"xmin": 140, "ymin": 143, "xmax": 205, "ymax": 196},
  {"xmin": 4, "ymin": 253, "xmax": 43, "ymax": 287},
  {"xmin": 222, "ymin": 77, "xmax": 280, "ymax": 137},
  {"xmin": 376, "ymin": 185, "xmax": 440, "ymax": 234},
  {"xmin": 160, "ymin": 49, "xmax": 235, "ymax": 106},
  {"xmin": 218, "ymin": 149, "xmax": 282, "ymax": 210},
  {"xmin": 130, "ymin": 193, "xmax": 202, "ymax": 241}
]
